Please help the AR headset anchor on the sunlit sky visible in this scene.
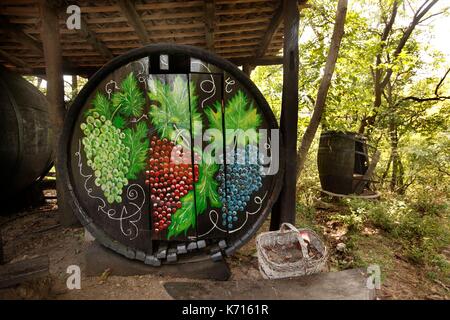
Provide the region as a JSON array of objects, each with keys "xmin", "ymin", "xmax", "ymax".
[{"xmin": 426, "ymin": 1, "xmax": 450, "ymax": 59}]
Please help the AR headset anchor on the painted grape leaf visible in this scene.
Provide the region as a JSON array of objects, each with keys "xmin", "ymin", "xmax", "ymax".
[
  {"xmin": 112, "ymin": 115, "xmax": 126, "ymax": 129},
  {"xmin": 226, "ymin": 90, "xmax": 261, "ymax": 130},
  {"xmin": 205, "ymin": 90, "xmax": 262, "ymax": 146},
  {"xmin": 86, "ymin": 92, "xmax": 112, "ymax": 119},
  {"xmin": 123, "ymin": 121, "xmax": 149, "ymax": 180},
  {"xmin": 195, "ymin": 162, "xmax": 222, "ymax": 210},
  {"xmin": 167, "ymin": 191, "xmax": 196, "ymax": 239},
  {"xmin": 148, "ymin": 76, "xmax": 202, "ymax": 145},
  {"xmin": 112, "ymin": 73, "xmax": 145, "ymax": 118},
  {"xmin": 205, "ymin": 100, "xmax": 223, "ymax": 132}
]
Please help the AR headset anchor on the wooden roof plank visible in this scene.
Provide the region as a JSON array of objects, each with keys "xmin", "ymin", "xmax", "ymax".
[
  {"xmin": 0, "ymin": 0, "xmax": 305, "ymax": 72},
  {"xmin": 117, "ymin": 0, "xmax": 149, "ymax": 45},
  {"xmin": 77, "ymin": 16, "xmax": 114, "ymax": 60},
  {"xmin": 0, "ymin": 48, "xmax": 31, "ymax": 70},
  {"xmin": 0, "ymin": 15, "xmax": 43, "ymax": 56}
]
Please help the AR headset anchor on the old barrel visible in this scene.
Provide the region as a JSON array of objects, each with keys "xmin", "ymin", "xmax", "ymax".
[
  {"xmin": 59, "ymin": 44, "xmax": 284, "ymax": 266},
  {"xmin": 317, "ymin": 131, "xmax": 368, "ymax": 195},
  {"xmin": 0, "ymin": 67, "xmax": 53, "ymax": 199}
]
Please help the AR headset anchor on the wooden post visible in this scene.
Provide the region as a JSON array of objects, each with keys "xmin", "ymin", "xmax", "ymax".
[
  {"xmin": 242, "ymin": 64, "xmax": 255, "ymax": 77},
  {"xmin": 72, "ymin": 75, "xmax": 78, "ymax": 100},
  {"xmin": 270, "ymin": 0, "xmax": 299, "ymax": 230},
  {"xmin": 39, "ymin": 0, "xmax": 77, "ymax": 227}
]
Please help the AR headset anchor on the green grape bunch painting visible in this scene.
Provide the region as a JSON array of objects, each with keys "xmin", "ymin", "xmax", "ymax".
[{"xmin": 79, "ymin": 73, "xmax": 149, "ymax": 204}]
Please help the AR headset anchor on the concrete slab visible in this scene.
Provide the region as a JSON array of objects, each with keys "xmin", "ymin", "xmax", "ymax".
[
  {"xmin": 84, "ymin": 241, "xmax": 231, "ymax": 281},
  {"xmin": 164, "ymin": 269, "xmax": 375, "ymax": 300}
]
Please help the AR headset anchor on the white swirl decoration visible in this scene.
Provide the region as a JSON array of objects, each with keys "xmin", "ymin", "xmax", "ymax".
[
  {"xmin": 197, "ymin": 191, "xmax": 268, "ymax": 237},
  {"xmin": 191, "ymin": 60, "xmax": 216, "ymax": 109},
  {"xmin": 105, "ymin": 80, "xmax": 119, "ymax": 99},
  {"xmin": 225, "ymin": 77, "xmax": 235, "ymax": 93},
  {"xmin": 75, "ymin": 140, "xmax": 145, "ymax": 240},
  {"xmin": 135, "ymin": 60, "xmax": 147, "ymax": 89}
]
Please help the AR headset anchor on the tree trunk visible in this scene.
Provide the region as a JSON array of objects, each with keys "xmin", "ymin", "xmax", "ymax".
[
  {"xmin": 386, "ymin": 80, "xmax": 404, "ymax": 194},
  {"xmin": 389, "ymin": 126, "xmax": 399, "ymax": 192},
  {"xmin": 295, "ymin": 0, "xmax": 348, "ymax": 182}
]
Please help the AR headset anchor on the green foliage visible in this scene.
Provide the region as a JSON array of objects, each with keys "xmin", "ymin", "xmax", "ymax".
[
  {"xmin": 148, "ymin": 76, "xmax": 201, "ymax": 144},
  {"xmin": 344, "ymin": 196, "xmax": 450, "ymax": 272},
  {"xmin": 112, "ymin": 73, "xmax": 146, "ymax": 118},
  {"xmin": 205, "ymin": 90, "xmax": 262, "ymax": 146},
  {"xmin": 195, "ymin": 162, "xmax": 222, "ymax": 211},
  {"xmin": 86, "ymin": 92, "xmax": 112, "ymax": 119},
  {"xmin": 167, "ymin": 191, "xmax": 196, "ymax": 239},
  {"xmin": 331, "ymin": 209, "xmax": 365, "ymax": 232},
  {"xmin": 122, "ymin": 121, "xmax": 149, "ymax": 180},
  {"xmin": 112, "ymin": 115, "xmax": 126, "ymax": 129}
]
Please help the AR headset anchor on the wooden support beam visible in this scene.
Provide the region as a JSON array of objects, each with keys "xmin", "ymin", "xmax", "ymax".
[
  {"xmin": 39, "ymin": 0, "xmax": 78, "ymax": 227},
  {"xmin": 0, "ymin": 14, "xmax": 76, "ymax": 71},
  {"xmin": 0, "ymin": 15, "xmax": 44, "ymax": 56},
  {"xmin": 72, "ymin": 74, "xmax": 78, "ymax": 100},
  {"xmin": 0, "ymin": 49, "xmax": 31, "ymax": 71},
  {"xmin": 39, "ymin": 1, "xmax": 65, "ymax": 132},
  {"xmin": 77, "ymin": 17, "xmax": 114, "ymax": 60},
  {"xmin": 230, "ymin": 56, "xmax": 283, "ymax": 66},
  {"xmin": 270, "ymin": 0, "xmax": 300, "ymax": 230},
  {"xmin": 39, "ymin": 11, "xmax": 63, "ymax": 131},
  {"xmin": 118, "ymin": 0, "xmax": 150, "ymax": 45},
  {"xmin": 204, "ymin": 0, "xmax": 216, "ymax": 52},
  {"xmin": 255, "ymin": 4, "xmax": 283, "ymax": 58},
  {"xmin": 242, "ymin": 64, "xmax": 255, "ymax": 77}
]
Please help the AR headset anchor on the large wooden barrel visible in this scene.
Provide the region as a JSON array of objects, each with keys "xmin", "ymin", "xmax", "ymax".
[
  {"xmin": 0, "ymin": 67, "xmax": 53, "ymax": 199},
  {"xmin": 59, "ymin": 44, "xmax": 284, "ymax": 265},
  {"xmin": 317, "ymin": 131, "xmax": 368, "ymax": 195}
]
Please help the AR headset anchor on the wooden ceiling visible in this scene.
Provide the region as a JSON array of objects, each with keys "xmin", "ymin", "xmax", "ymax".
[{"xmin": 0, "ymin": 0, "xmax": 309, "ymax": 76}]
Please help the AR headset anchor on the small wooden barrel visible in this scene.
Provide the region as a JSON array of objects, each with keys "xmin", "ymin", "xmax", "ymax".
[
  {"xmin": 59, "ymin": 44, "xmax": 284, "ymax": 265},
  {"xmin": 317, "ymin": 131, "xmax": 368, "ymax": 195}
]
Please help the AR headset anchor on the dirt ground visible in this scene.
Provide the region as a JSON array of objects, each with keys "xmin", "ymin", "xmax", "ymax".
[
  {"xmin": 0, "ymin": 195, "xmax": 448, "ymax": 300},
  {"xmin": 0, "ymin": 195, "xmax": 262, "ymax": 300}
]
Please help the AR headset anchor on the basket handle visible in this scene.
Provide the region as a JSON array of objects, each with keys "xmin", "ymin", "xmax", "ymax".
[
  {"xmin": 280, "ymin": 223, "xmax": 310, "ymax": 260},
  {"xmin": 279, "ymin": 222, "xmax": 298, "ymax": 233}
]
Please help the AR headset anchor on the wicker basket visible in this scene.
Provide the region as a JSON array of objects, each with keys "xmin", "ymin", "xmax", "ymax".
[{"xmin": 256, "ymin": 223, "xmax": 327, "ymax": 279}]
